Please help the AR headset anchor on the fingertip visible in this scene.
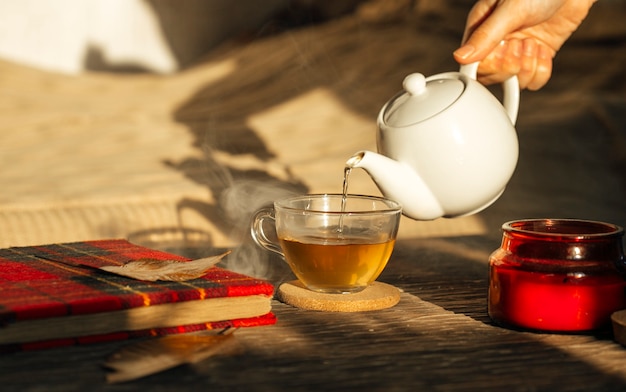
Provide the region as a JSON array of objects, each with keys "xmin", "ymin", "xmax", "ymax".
[
  {"xmin": 522, "ymin": 38, "xmax": 537, "ymax": 58},
  {"xmin": 517, "ymin": 39, "xmax": 537, "ymax": 89},
  {"xmin": 508, "ymin": 39, "xmax": 522, "ymax": 60},
  {"xmin": 453, "ymin": 44, "xmax": 476, "ymax": 63},
  {"xmin": 528, "ymin": 46, "xmax": 554, "ymax": 90},
  {"xmin": 537, "ymin": 43, "xmax": 554, "ymax": 62}
]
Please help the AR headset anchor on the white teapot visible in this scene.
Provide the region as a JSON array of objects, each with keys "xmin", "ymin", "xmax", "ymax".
[{"xmin": 347, "ymin": 62, "xmax": 520, "ymax": 220}]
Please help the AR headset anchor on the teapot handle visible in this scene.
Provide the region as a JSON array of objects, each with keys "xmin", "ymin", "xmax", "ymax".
[{"xmin": 459, "ymin": 62, "xmax": 519, "ymax": 125}]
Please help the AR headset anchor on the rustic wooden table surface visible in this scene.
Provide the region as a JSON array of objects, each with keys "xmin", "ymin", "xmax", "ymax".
[{"xmin": 2, "ymin": 236, "xmax": 626, "ymax": 392}]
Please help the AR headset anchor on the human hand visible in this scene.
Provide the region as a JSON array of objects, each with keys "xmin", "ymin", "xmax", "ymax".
[{"xmin": 453, "ymin": 0, "xmax": 597, "ymax": 90}]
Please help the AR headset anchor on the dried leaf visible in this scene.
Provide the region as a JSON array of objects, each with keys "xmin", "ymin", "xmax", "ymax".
[
  {"xmin": 104, "ymin": 329, "xmax": 239, "ymax": 383},
  {"xmin": 99, "ymin": 251, "xmax": 231, "ymax": 281}
]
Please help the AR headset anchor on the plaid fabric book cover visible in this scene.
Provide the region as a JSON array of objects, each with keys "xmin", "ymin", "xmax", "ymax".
[{"xmin": 0, "ymin": 239, "xmax": 275, "ymax": 351}]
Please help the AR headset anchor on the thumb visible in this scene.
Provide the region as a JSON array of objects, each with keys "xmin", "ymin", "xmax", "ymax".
[{"xmin": 454, "ymin": 6, "xmax": 521, "ymax": 64}]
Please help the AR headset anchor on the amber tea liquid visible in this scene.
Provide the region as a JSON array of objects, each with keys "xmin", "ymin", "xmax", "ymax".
[{"xmin": 279, "ymin": 235, "xmax": 395, "ymax": 293}]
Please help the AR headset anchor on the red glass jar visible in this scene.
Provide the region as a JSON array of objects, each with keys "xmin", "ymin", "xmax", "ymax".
[{"xmin": 489, "ymin": 219, "xmax": 626, "ymax": 332}]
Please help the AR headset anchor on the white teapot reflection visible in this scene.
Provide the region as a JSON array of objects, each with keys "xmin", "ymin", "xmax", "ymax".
[{"xmin": 348, "ymin": 62, "xmax": 520, "ymax": 220}]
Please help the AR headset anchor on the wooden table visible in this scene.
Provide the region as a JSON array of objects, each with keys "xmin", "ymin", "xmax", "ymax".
[{"xmin": 2, "ymin": 236, "xmax": 626, "ymax": 392}]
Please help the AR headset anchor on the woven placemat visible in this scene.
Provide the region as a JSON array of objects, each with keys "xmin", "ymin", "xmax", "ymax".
[{"xmin": 277, "ymin": 280, "xmax": 401, "ymax": 312}]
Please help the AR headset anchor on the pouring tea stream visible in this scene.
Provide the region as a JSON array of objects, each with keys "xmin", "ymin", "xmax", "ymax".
[{"xmin": 347, "ymin": 62, "xmax": 520, "ymax": 220}]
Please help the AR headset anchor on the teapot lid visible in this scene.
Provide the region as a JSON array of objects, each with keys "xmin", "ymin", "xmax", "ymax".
[{"xmin": 383, "ymin": 73, "xmax": 465, "ymax": 127}]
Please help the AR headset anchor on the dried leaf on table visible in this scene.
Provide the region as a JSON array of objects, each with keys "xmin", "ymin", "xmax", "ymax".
[
  {"xmin": 99, "ymin": 251, "xmax": 231, "ymax": 281},
  {"xmin": 104, "ymin": 329, "xmax": 240, "ymax": 383}
]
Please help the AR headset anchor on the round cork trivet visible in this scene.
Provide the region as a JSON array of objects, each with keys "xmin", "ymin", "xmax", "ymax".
[
  {"xmin": 611, "ymin": 310, "xmax": 626, "ymax": 346},
  {"xmin": 277, "ymin": 280, "xmax": 401, "ymax": 312}
]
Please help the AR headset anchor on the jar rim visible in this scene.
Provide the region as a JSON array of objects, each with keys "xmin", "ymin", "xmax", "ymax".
[{"xmin": 503, "ymin": 219, "xmax": 624, "ymax": 239}]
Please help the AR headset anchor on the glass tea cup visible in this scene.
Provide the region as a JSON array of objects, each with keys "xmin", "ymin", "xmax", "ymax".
[{"xmin": 250, "ymin": 194, "xmax": 402, "ymax": 294}]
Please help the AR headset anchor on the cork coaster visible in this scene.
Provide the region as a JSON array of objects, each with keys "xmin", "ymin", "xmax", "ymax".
[
  {"xmin": 611, "ymin": 310, "xmax": 626, "ymax": 346},
  {"xmin": 277, "ymin": 280, "xmax": 401, "ymax": 312}
]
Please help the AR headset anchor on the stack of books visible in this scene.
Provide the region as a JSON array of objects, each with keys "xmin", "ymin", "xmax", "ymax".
[{"xmin": 0, "ymin": 239, "xmax": 275, "ymax": 351}]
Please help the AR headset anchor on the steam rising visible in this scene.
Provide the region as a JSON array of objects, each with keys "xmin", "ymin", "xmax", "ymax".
[{"xmin": 218, "ymin": 179, "xmax": 302, "ymax": 283}]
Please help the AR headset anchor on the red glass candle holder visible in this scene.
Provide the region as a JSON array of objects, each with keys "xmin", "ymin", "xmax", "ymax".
[{"xmin": 489, "ymin": 219, "xmax": 626, "ymax": 332}]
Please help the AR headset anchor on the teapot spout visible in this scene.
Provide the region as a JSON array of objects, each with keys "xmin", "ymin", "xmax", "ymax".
[{"xmin": 346, "ymin": 151, "xmax": 444, "ymax": 220}]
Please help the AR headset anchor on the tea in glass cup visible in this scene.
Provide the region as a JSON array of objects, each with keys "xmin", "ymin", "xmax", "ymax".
[{"xmin": 251, "ymin": 194, "xmax": 402, "ymax": 294}]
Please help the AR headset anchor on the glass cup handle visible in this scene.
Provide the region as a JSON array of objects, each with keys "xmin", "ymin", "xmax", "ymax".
[{"xmin": 250, "ymin": 208, "xmax": 284, "ymax": 258}]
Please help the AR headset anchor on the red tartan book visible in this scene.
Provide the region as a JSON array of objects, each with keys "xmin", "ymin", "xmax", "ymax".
[{"xmin": 0, "ymin": 239, "xmax": 276, "ymax": 352}]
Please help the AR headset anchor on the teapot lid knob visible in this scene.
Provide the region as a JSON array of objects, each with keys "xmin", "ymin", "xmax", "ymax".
[
  {"xmin": 403, "ymin": 73, "xmax": 427, "ymax": 96},
  {"xmin": 383, "ymin": 72, "xmax": 465, "ymax": 127}
]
